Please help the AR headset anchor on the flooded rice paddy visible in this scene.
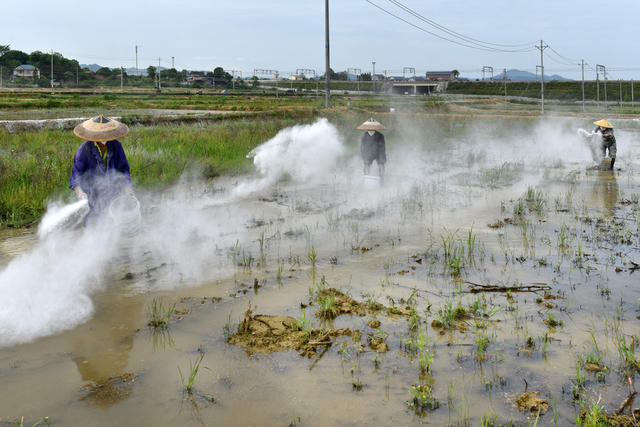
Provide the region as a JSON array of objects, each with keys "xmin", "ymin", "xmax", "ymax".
[{"xmin": 1, "ymin": 115, "xmax": 640, "ymax": 426}]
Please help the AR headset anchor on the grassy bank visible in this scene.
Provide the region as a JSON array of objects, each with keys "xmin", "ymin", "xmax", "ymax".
[
  {"xmin": 447, "ymin": 80, "xmax": 638, "ymax": 103},
  {"xmin": 0, "ymin": 116, "xmax": 317, "ymax": 228}
]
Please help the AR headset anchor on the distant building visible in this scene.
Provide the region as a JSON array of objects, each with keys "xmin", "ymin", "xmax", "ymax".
[
  {"xmin": 426, "ymin": 71, "xmax": 454, "ymax": 81},
  {"xmin": 13, "ymin": 64, "xmax": 40, "ymax": 79},
  {"xmin": 288, "ymin": 74, "xmax": 304, "ymax": 81},
  {"xmin": 185, "ymin": 71, "xmax": 214, "ymax": 85}
]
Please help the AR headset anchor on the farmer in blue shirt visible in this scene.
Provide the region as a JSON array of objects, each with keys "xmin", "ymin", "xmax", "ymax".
[{"xmin": 69, "ymin": 116, "xmax": 134, "ymax": 222}]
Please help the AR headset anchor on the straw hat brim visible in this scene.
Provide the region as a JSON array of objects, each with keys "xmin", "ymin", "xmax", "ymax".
[
  {"xmin": 357, "ymin": 119, "xmax": 386, "ymax": 131},
  {"xmin": 74, "ymin": 116, "xmax": 129, "ymax": 142},
  {"xmin": 593, "ymin": 119, "xmax": 613, "ymax": 129}
]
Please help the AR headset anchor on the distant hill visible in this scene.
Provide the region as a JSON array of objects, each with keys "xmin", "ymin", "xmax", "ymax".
[
  {"xmin": 80, "ymin": 64, "xmax": 102, "ymax": 72},
  {"xmin": 489, "ymin": 69, "xmax": 571, "ymax": 82}
]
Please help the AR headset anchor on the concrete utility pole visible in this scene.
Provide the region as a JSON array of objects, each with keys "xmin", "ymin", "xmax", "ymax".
[
  {"xmin": 596, "ymin": 67, "xmax": 600, "ymax": 109},
  {"xmin": 0, "ymin": 66, "xmax": 3, "ymax": 89},
  {"xmin": 121, "ymin": 67, "xmax": 124, "ymax": 90},
  {"xmin": 503, "ymin": 68, "xmax": 507, "ymax": 97},
  {"xmin": 581, "ymin": 60, "xmax": 585, "ymax": 112},
  {"xmin": 76, "ymin": 64, "xmax": 79, "ymax": 87},
  {"xmin": 135, "ymin": 45, "xmax": 139, "ymax": 76},
  {"xmin": 619, "ymin": 79, "xmax": 622, "ymax": 107},
  {"xmin": 158, "ymin": 57, "xmax": 161, "ymax": 90},
  {"xmin": 372, "ymin": 61, "xmax": 376, "ymax": 92},
  {"xmin": 324, "ymin": 0, "xmax": 330, "ymax": 108},
  {"xmin": 172, "ymin": 56, "xmax": 175, "ymax": 69},
  {"xmin": 50, "ymin": 50, "xmax": 54, "ymax": 91},
  {"xmin": 632, "ymin": 80, "xmax": 634, "ymax": 107},
  {"xmin": 596, "ymin": 64, "xmax": 606, "ymax": 111},
  {"xmin": 535, "ymin": 40, "xmax": 548, "ymax": 114}
]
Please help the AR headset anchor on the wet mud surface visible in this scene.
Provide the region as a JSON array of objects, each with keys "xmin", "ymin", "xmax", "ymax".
[{"xmin": 1, "ymin": 116, "xmax": 640, "ymax": 425}]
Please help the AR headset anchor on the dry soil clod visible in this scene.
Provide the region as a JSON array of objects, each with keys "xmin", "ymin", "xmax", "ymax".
[{"xmin": 515, "ymin": 391, "xmax": 549, "ymax": 414}]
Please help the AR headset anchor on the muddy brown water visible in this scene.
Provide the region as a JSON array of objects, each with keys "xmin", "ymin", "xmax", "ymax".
[{"xmin": 1, "ymin": 119, "xmax": 640, "ymax": 426}]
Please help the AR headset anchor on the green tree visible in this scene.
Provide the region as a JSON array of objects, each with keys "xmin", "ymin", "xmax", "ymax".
[
  {"xmin": 96, "ymin": 67, "xmax": 112, "ymax": 77},
  {"xmin": 147, "ymin": 65, "xmax": 156, "ymax": 80},
  {"xmin": 452, "ymin": 69, "xmax": 460, "ymax": 79}
]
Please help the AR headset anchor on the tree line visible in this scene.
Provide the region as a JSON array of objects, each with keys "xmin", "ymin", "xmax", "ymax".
[{"xmin": 0, "ymin": 45, "xmax": 243, "ymax": 88}]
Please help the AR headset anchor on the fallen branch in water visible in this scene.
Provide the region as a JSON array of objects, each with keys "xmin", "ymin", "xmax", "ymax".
[
  {"xmin": 464, "ymin": 281, "xmax": 551, "ymax": 294},
  {"xmin": 614, "ymin": 391, "xmax": 637, "ymax": 416}
]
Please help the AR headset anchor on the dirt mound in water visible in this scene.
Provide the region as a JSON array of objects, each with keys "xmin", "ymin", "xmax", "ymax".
[
  {"xmin": 515, "ymin": 391, "xmax": 548, "ymax": 414},
  {"xmin": 228, "ymin": 305, "xmax": 353, "ymax": 357},
  {"xmin": 314, "ymin": 288, "xmax": 411, "ymax": 318},
  {"xmin": 80, "ymin": 373, "xmax": 136, "ymax": 407}
]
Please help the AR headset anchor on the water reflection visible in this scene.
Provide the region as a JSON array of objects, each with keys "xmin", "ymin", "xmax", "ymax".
[
  {"xmin": 70, "ymin": 291, "xmax": 144, "ymax": 408},
  {"xmin": 592, "ymin": 171, "xmax": 619, "ymax": 216}
]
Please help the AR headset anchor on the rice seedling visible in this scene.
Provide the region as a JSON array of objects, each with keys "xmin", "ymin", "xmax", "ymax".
[
  {"xmin": 222, "ymin": 313, "xmax": 236, "ymax": 341},
  {"xmin": 616, "ymin": 335, "xmax": 638, "ymax": 368},
  {"xmin": 307, "ymin": 245, "xmax": 318, "ymax": 268},
  {"xmin": 585, "ymin": 332, "xmax": 603, "ymax": 366},
  {"xmin": 178, "ymin": 353, "xmax": 206, "ymax": 395},
  {"xmin": 147, "ymin": 298, "xmax": 176, "ymax": 329}
]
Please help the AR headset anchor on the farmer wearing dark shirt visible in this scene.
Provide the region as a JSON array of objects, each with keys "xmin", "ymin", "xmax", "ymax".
[
  {"xmin": 69, "ymin": 116, "xmax": 133, "ymax": 222},
  {"xmin": 357, "ymin": 118, "xmax": 387, "ymax": 177},
  {"xmin": 593, "ymin": 119, "xmax": 616, "ymax": 170}
]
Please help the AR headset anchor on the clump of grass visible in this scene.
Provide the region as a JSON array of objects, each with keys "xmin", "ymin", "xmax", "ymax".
[
  {"xmin": 408, "ymin": 382, "xmax": 440, "ymax": 413},
  {"xmin": 317, "ymin": 293, "xmax": 337, "ymax": 319},
  {"xmin": 147, "ymin": 298, "xmax": 176, "ymax": 329},
  {"xmin": 617, "ymin": 335, "xmax": 638, "ymax": 368},
  {"xmin": 178, "ymin": 353, "xmax": 205, "ymax": 395},
  {"xmin": 433, "ymin": 299, "xmax": 468, "ymax": 330},
  {"xmin": 585, "ymin": 332, "xmax": 603, "ymax": 366}
]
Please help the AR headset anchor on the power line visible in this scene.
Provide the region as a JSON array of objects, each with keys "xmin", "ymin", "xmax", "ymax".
[
  {"xmin": 365, "ymin": 0, "xmax": 534, "ymax": 53},
  {"xmin": 385, "ymin": 0, "xmax": 536, "ymax": 50}
]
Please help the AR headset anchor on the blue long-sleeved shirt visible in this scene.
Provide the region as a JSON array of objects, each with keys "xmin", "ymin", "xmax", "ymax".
[{"xmin": 68, "ymin": 140, "xmax": 131, "ymax": 210}]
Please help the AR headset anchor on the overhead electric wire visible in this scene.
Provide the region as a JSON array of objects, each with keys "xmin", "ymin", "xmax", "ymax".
[
  {"xmin": 545, "ymin": 45, "xmax": 580, "ymax": 66},
  {"xmin": 385, "ymin": 0, "xmax": 536, "ymax": 50},
  {"xmin": 365, "ymin": 0, "xmax": 534, "ymax": 53}
]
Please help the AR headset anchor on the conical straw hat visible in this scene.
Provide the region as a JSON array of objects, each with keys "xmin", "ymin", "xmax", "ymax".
[
  {"xmin": 74, "ymin": 115, "xmax": 129, "ymax": 142},
  {"xmin": 593, "ymin": 119, "xmax": 613, "ymax": 129},
  {"xmin": 357, "ymin": 118, "xmax": 386, "ymax": 131}
]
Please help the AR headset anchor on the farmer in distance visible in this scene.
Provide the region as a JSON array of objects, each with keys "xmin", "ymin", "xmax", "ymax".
[
  {"xmin": 593, "ymin": 119, "xmax": 617, "ymax": 170},
  {"xmin": 358, "ymin": 118, "xmax": 387, "ymax": 178},
  {"xmin": 69, "ymin": 115, "xmax": 134, "ymax": 223}
]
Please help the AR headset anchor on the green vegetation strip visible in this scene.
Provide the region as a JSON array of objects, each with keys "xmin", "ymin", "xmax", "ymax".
[{"xmin": 0, "ymin": 117, "xmax": 310, "ymax": 228}]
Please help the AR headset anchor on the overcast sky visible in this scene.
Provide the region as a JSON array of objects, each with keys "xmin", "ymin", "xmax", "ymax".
[{"xmin": 4, "ymin": 0, "xmax": 640, "ymax": 80}]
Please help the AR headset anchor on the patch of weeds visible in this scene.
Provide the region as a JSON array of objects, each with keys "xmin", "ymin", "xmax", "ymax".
[
  {"xmin": 407, "ymin": 381, "xmax": 440, "ymax": 414},
  {"xmin": 543, "ymin": 311, "xmax": 563, "ymax": 328},
  {"xmin": 222, "ymin": 312, "xmax": 236, "ymax": 342},
  {"xmin": 432, "ymin": 299, "xmax": 469, "ymax": 331},
  {"xmin": 616, "ymin": 335, "xmax": 639, "ymax": 369},
  {"xmin": 317, "ymin": 293, "xmax": 337, "ymax": 319},
  {"xmin": 147, "ymin": 298, "xmax": 176, "ymax": 329}
]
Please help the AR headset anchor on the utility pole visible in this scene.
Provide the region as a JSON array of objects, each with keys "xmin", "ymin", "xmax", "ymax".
[
  {"xmin": 0, "ymin": 65, "xmax": 3, "ymax": 89},
  {"xmin": 581, "ymin": 59, "xmax": 585, "ymax": 112},
  {"xmin": 121, "ymin": 66, "xmax": 124, "ymax": 90},
  {"xmin": 632, "ymin": 80, "xmax": 634, "ymax": 108},
  {"xmin": 596, "ymin": 67, "xmax": 600, "ymax": 109},
  {"xmin": 135, "ymin": 45, "xmax": 139, "ymax": 76},
  {"xmin": 619, "ymin": 79, "xmax": 622, "ymax": 107},
  {"xmin": 158, "ymin": 57, "xmax": 161, "ymax": 90},
  {"xmin": 324, "ymin": 0, "xmax": 330, "ymax": 108},
  {"xmin": 503, "ymin": 68, "xmax": 507, "ymax": 98},
  {"xmin": 76, "ymin": 64, "xmax": 79, "ymax": 87},
  {"xmin": 171, "ymin": 56, "xmax": 175, "ymax": 69},
  {"xmin": 50, "ymin": 49, "xmax": 54, "ymax": 91},
  {"xmin": 372, "ymin": 61, "xmax": 376, "ymax": 92},
  {"xmin": 596, "ymin": 64, "xmax": 606, "ymax": 111},
  {"xmin": 535, "ymin": 40, "xmax": 548, "ymax": 114}
]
